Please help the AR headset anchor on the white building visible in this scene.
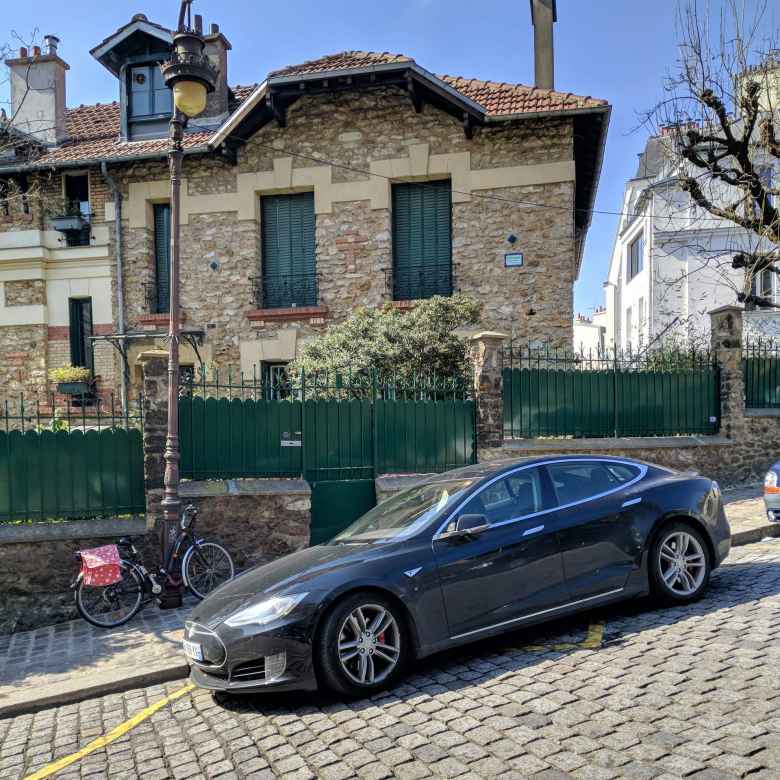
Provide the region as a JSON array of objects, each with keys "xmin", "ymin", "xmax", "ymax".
[
  {"xmin": 573, "ymin": 307, "xmax": 607, "ymax": 354},
  {"xmin": 603, "ymin": 130, "xmax": 780, "ymax": 352}
]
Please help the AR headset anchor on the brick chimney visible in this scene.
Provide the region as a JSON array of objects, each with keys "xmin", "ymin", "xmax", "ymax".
[
  {"xmin": 4, "ymin": 36, "xmax": 69, "ymax": 144},
  {"xmin": 201, "ymin": 21, "xmax": 231, "ymax": 123},
  {"xmin": 530, "ymin": 0, "xmax": 556, "ymax": 90}
]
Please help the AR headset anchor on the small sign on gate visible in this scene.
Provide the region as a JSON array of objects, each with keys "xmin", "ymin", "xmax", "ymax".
[{"xmin": 281, "ymin": 431, "xmax": 302, "ymax": 448}]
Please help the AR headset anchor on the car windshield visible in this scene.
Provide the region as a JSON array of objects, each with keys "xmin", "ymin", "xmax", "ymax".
[{"xmin": 332, "ymin": 478, "xmax": 479, "ymax": 543}]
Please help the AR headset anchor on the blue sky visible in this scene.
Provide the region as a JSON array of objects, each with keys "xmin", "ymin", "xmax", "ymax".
[{"xmin": 3, "ymin": 1, "xmax": 767, "ymax": 315}]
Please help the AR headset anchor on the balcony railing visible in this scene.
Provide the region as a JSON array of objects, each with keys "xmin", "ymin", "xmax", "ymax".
[
  {"xmin": 390, "ymin": 263, "xmax": 453, "ymax": 301},
  {"xmin": 252, "ymin": 272, "xmax": 319, "ymax": 309}
]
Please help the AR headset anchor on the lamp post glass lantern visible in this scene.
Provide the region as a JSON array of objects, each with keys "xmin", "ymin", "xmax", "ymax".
[{"xmin": 158, "ymin": 0, "xmax": 217, "ymax": 608}]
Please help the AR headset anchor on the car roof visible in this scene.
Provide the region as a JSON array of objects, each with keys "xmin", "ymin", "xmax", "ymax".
[{"xmin": 423, "ymin": 454, "xmax": 663, "ymax": 486}]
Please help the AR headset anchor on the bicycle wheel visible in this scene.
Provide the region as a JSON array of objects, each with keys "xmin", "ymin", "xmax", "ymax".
[
  {"xmin": 75, "ymin": 560, "xmax": 145, "ymax": 628},
  {"xmin": 183, "ymin": 541, "xmax": 235, "ymax": 600}
]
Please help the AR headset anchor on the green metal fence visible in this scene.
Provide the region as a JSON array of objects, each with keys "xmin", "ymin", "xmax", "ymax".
[
  {"xmin": 503, "ymin": 346, "xmax": 720, "ymax": 439},
  {"xmin": 0, "ymin": 394, "xmax": 145, "ymax": 522},
  {"xmin": 744, "ymin": 340, "xmax": 780, "ymax": 409},
  {"xmin": 178, "ymin": 368, "xmax": 476, "ymax": 481}
]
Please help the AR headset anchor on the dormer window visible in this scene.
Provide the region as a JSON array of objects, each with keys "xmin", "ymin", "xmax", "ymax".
[{"xmin": 126, "ymin": 62, "xmax": 172, "ymax": 139}]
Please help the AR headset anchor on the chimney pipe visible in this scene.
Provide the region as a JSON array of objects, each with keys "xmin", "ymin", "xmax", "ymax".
[
  {"xmin": 530, "ymin": 0, "xmax": 556, "ymax": 90},
  {"xmin": 44, "ymin": 35, "xmax": 60, "ymax": 56}
]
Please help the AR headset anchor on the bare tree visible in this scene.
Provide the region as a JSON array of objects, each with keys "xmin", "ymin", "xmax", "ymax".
[
  {"xmin": 0, "ymin": 29, "xmax": 56, "ymax": 222},
  {"xmin": 645, "ymin": 0, "xmax": 780, "ymax": 309}
]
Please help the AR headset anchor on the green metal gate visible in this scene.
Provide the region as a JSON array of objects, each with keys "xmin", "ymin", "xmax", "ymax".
[
  {"xmin": 179, "ymin": 369, "xmax": 476, "ymax": 543},
  {"xmin": 309, "ymin": 479, "xmax": 377, "ymax": 545}
]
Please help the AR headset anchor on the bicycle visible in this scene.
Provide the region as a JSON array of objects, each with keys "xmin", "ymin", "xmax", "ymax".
[{"xmin": 73, "ymin": 504, "xmax": 235, "ymax": 628}]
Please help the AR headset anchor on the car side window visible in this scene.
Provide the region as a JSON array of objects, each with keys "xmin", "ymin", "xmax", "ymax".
[
  {"xmin": 457, "ymin": 467, "xmax": 546, "ymax": 526},
  {"xmin": 547, "ymin": 461, "xmax": 639, "ymax": 506}
]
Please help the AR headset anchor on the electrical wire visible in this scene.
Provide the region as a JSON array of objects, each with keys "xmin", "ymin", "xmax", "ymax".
[{"xmin": 188, "ymin": 119, "xmax": 765, "ymax": 226}]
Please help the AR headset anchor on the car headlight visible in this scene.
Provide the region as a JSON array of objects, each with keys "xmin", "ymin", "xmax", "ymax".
[
  {"xmin": 765, "ymin": 471, "xmax": 779, "ymax": 492},
  {"xmin": 223, "ymin": 593, "xmax": 307, "ymax": 628}
]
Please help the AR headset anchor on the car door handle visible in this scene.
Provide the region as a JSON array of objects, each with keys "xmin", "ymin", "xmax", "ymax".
[
  {"xmin": 522, "ymin": 524, "xmax": 545, "ymax": 537},
  {"xmin": 621, "ymin": 497, "xmax": 642, "ymax": 508}
]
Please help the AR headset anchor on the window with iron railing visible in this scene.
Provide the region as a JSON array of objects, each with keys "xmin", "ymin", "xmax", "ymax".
[
  {"xmin": 392, "ymin": 180, "xmax": 452, "ymax": 300},
  {"xmin": 252, "ymin": 272, "xmax": 319, "ymax": 309},
  {"xmin": 260, "ymin": 192, "xmax": 317, "ymax": 308}
]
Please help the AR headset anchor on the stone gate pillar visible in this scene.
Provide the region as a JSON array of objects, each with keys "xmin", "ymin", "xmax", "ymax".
[
  {"xmin": 469, "ymin": 331, "xmax": 508, "ymax": 453},
  {"xmin": 138, "ymin": 350, "xmax": 169, "ymax": 536},
  {"xmin": 709, "ymin": 305, "xmax": 745, "ymax": 440}
]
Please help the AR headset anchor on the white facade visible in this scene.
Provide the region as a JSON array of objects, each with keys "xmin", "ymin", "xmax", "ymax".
[
  {"xmin": 573, "ymin": 308, "xmax": 608, "ymax": 354},
  {"xmin": 603, "ymin": 134, "xmax": 780, "ymax": 351}
]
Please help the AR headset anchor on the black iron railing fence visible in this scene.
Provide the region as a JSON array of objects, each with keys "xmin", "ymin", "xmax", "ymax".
[
  {"xmin": 389, "ymin": 264, "xmax": 452, "ymax": 301},
  {"xmin": 252, "ymin": 272, "xmax": 319, "ymax": 309},
  {"xmin": 179, "ymin": 365, "xmax": 472, "ymax": 403},
  {"xmin": 744, "ymin": 338, "xmax": 780, "ymax": 408}
]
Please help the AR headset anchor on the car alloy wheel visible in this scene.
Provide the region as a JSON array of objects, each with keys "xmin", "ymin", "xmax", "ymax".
[
  {"xmin": 337, "ymin": 604, "xmax": 401, "ymax": 686},
  {"xmin": 652, "ymin": 523, "xmax": 710, "ymax": 603},
  {"xmin": 316, "ymin": 592, "xmax": 408, "ymax": 696}
]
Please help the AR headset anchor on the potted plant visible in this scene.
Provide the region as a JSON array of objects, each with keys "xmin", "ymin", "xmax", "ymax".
[
  {"xmin": 49, "ymin": 365, "xmax": 93, "ymax": 396},
  {"xmin": 48, "ymin": 198, "xmax": 88, "ymax": 233}
]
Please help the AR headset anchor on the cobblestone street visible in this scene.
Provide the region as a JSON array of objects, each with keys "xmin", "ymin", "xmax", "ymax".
[{"xmin": 3, "ymin": 540, "xmax": 780, "ymax": 780}]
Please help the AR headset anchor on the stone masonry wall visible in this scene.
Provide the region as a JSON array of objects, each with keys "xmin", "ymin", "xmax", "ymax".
[
  {"xmin": 4, "ymin": 280, "xmax": 46, "ymax": 306},
  {"xmin": 0, "ymin": 325, "xmax": 48, "ymax": 396},
  {"xmin": 112, "ymin": 87, "xmax": 576, "ymax": 386}
]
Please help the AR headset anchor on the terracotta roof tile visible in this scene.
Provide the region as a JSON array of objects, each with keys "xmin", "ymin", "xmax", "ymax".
[
  {"xmin": 439, "ymin": 75, "xmax": 608, "ymax": 116},
  {"xmin": 7, "ymin": 51, "xmax": 607, "ymax": 169},
  {"xmin": 65, "ymin": 102, "xmax": 120, "ymax": 141},
  {"xmin": 270, "ymin": 51, "xmax": 412, "ymax": 78}
]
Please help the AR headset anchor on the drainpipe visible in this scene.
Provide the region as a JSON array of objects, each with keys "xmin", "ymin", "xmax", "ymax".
[{"xmin": 100, "ymin": 161, "xmax": 128, "ymax": 418}]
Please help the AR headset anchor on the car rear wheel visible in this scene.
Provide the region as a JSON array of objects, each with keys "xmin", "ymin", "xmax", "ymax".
[
  {"xmin": 650, "ymin": 522, "xmax": 711, "ymax": 604},
  {"xmin": 316, "ymin": 592, "xmax": 408, "ymax": 696}
]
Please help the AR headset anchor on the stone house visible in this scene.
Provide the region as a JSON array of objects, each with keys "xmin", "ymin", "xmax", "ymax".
[{"xmin": 0, "ymin": 2, "xmax": 610, "ymax": 403}]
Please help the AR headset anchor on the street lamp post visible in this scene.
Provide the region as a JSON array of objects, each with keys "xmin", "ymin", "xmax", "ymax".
[{"xmin": 158, "ymin": 1, "xmax": 217, "ymax": 608}]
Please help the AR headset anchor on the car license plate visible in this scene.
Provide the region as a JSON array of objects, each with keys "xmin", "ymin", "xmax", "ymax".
[{"xmin": 182, "ymin": 639, "xmax": 203, "ymax": 662}]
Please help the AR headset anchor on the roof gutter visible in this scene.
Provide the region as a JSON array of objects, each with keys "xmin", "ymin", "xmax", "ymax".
[{"xmin": 0, "ymin": 143, "xmax": 211, "ymax": 174}]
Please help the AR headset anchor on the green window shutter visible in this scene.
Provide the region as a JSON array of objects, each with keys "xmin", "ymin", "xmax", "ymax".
[
  {"xmin": 154, "ymin": 204, "xmax": 171, "ymax": 313},
  {"xmin": 261, "ymin": 192, "xmax": 316, "ymax": 308},
  {"xmin": 392, "ymin": 180, "xmax": 452, "ymax": 300}
]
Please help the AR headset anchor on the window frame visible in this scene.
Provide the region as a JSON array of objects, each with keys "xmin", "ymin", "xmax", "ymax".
[
  {"xmin": 391, "ymin": 179, "xmax": 453, "ymax": 301},
  {"xmin": 432, "ymin": 458, "xmax": 648, "ymax": 541},
  {"xmin": 153, "ymin": 202, "xmax": 171, "ymax": 314},
  {"xmin": 627, "ymin": 232, "xmax": 644, "ymax": 281},
  {"xmin": 260, "ymin": 191, "xmax": 317, "ymax": 309},
  {"xmin": 68, "ymin": 297, "xmax": 94, "ymax": 372}
]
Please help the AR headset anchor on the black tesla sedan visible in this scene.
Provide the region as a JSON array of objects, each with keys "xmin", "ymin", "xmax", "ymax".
[{"xmin": 183, "ymin": 456, "xmax": 730, "ymax": 697}]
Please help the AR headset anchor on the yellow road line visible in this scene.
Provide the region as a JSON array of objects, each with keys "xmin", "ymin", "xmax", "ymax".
[
  {"xmin": 524, "ymin": 621, "xmax": 605, "ymax": 653},
  {"xmin": 24, "ymin": 683, "xmax": 195, "ymax": 780}
]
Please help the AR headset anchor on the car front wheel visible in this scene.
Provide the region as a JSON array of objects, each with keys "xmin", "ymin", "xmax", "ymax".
[
  {"xmin": 650, "ymin": 522, "xmax": 711, "ymax": 604},
  {"xmin": 316, "ymin": 592, "xmax": 408, "ymax": 696}
]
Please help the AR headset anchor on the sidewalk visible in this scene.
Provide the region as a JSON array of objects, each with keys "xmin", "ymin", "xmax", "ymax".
[
  {"xmin": 0, "ymin": 485, "xmax": 777, "ymax": 719},
  {"xmin": 722, "ymin": 483, "xmax": 780, "ymax": 544},
  {"xmin": 0, "ymin": 600, "xmax": 191, "ymax": 718}
]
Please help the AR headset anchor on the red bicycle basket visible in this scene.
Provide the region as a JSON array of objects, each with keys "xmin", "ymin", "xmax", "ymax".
[{"xmin": 79, "ymin": 544, "xmax": 122, "ymax": 586}]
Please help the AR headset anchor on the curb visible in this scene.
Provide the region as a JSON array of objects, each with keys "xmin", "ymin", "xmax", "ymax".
[
  {"xmin": 730, "ymin": 522, "xmax": 780, "ymax": 547},
  {"xmin": 0, "ymin": 660, "xmax": 190, "ymax": 719}
]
